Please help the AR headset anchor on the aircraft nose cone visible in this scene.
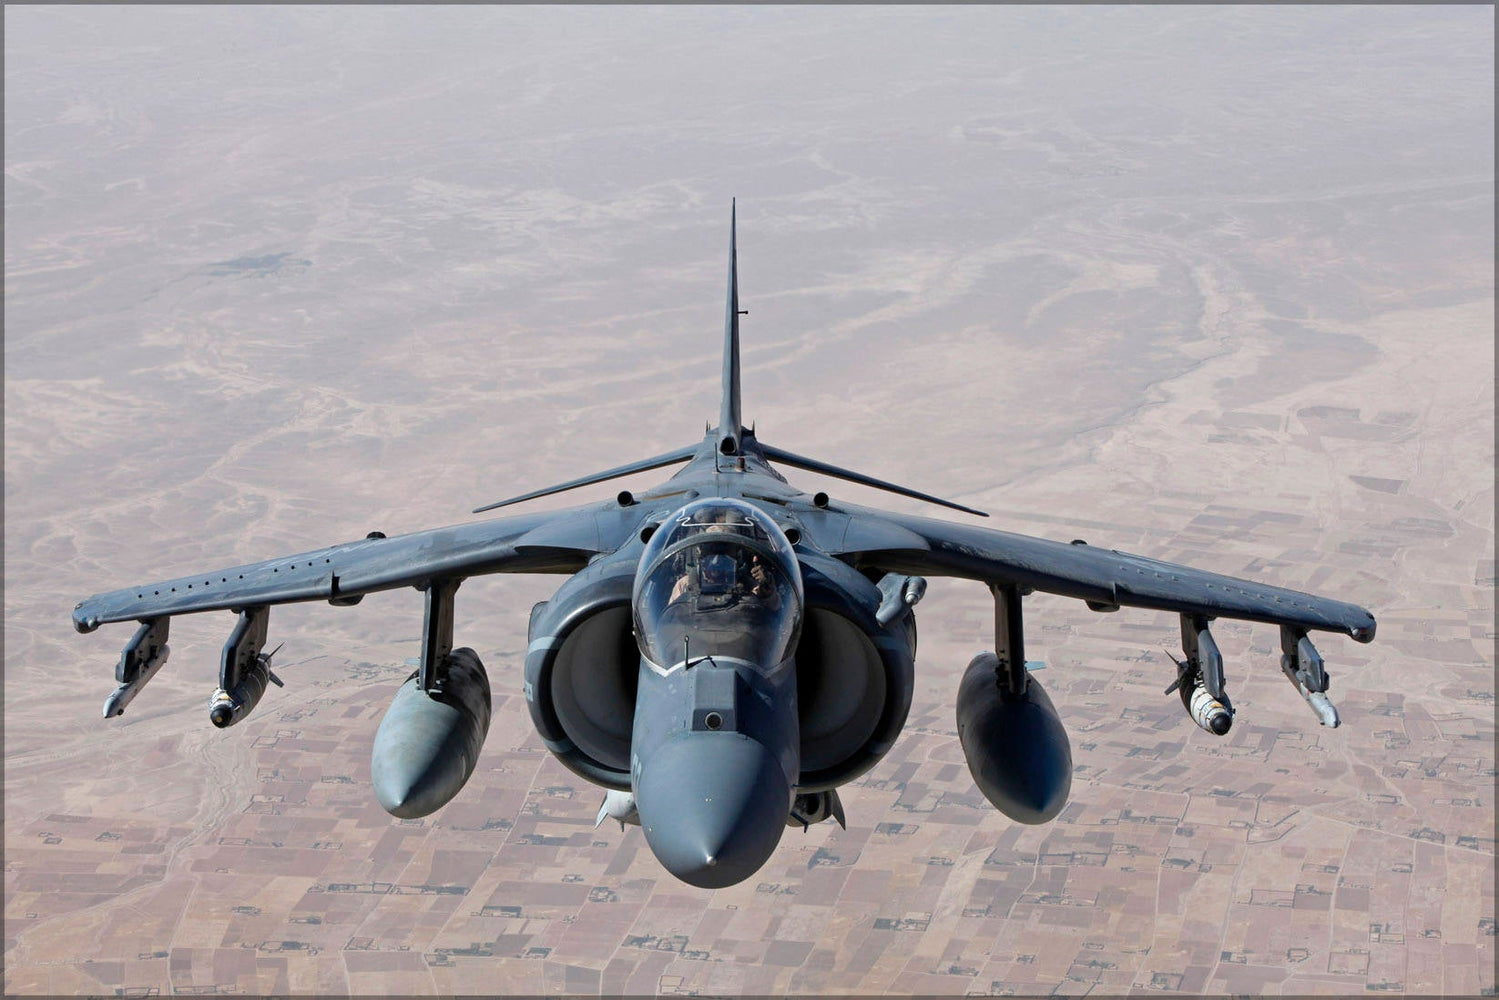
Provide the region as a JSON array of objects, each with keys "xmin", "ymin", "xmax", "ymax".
[{"xmin": 635, "ymin": 733, "xmax": 791, "ymax": 889}]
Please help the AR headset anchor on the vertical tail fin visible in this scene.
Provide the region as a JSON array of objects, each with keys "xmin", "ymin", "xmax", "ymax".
[{"xmin": 718, "ymin": 200, "xmax": 742, "ymax": 456}]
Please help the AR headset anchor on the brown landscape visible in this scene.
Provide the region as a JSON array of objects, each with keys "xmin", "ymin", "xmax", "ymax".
[{"xmin": 5, "ymin": 7, "xmax": 1494, "ymax": 995}]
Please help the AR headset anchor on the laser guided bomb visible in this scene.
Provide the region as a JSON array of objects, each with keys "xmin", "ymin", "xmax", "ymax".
[
  {"xmin": 1164, "ymin": 613, "xmax": 1235, "ymax": 736},
  {"xmin": 207, "ymin": 608, "xmax": 283, "ymax": 729},
  {"xmin": 74, "ymin": 204, "xmax": 1378, "ymax": 889},
  {"xmin": 208, "ymin": 654, "xmax": 281, "ymax": 729}
]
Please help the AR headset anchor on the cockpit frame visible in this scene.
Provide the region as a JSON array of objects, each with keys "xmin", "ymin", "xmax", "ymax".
[{"xmin": 632, "ymin": 498, "xmax": 804, "ymax": 673}]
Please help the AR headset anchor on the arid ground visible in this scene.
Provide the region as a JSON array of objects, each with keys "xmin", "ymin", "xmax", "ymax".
[{"xmin": 6, "ymin": 7, "xmax": 1494, "ymax": 995}]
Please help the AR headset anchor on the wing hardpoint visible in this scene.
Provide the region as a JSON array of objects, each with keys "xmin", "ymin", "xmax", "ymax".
[
  {"xmin": 833, "ymin": 503, "xmax": 1376, "ymax": 642},
  {"xmin": 72, "ymin": 505, "xmax": 607, "ymax": 632}
]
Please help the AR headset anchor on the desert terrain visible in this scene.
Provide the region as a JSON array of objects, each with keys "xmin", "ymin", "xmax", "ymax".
[{"xmin": 5, "ymin": 7, "xmax": 1494, "ymax": 995}]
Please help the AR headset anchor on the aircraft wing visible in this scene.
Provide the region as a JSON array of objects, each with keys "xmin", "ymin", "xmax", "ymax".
[
  {"xmin": 830, "ymin": 503, "xmax": 1376, "ymax": 641},
  {"xmin": 73, "ymin": 503, "xmax": 615, "ymax": 632}
]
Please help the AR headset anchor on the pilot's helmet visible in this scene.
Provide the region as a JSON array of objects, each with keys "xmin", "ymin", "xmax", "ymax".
[{"xmin": 699, "ymin": 551, "xmax": 736, "ymax": 594}]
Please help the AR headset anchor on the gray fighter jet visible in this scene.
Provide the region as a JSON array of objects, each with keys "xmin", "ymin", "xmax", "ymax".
[{"xmin": 74, "ymin": 204, "xmax": 1376, "ymax": 889}]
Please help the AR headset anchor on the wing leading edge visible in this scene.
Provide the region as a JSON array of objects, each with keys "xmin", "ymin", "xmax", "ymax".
[
  {"xmin": 834, "ymin": 503, "xmax": 1375, "ymax": 641},
  {"xmin": 73, "ymin": 504, "xmax": 609, "ymax": 632}
]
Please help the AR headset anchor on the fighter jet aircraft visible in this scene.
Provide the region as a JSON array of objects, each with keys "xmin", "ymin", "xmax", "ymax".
[{"xmin": 74, "ymin": 204, "xmax": 1376, "ymax": 889}]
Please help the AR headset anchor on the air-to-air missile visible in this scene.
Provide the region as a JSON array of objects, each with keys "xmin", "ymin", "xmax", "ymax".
[
  {"xmin": 372, "ymin": 648, "xmax": 492, "ymax": 818},
  {"xmin": 103, "ymin": 618, "xmax": 171, "ymax": 719},
  {"xmin": 1280, "ymin": 625, "xmax": 1340, "ymax": 728},
  {"xmin": 1165, "ymin": 617, "xmax": 1340, "ymax": 734}
]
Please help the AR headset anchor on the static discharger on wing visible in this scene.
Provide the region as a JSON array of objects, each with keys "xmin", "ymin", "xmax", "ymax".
[{"xmin": 74, "ymin": 203, "xmax": 1376, "ymax": 889}]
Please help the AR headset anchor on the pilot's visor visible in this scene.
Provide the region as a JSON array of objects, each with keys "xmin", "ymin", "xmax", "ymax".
[{"xmin": 633, "ymin": 499, "xmax": 803, "ymax": 670}]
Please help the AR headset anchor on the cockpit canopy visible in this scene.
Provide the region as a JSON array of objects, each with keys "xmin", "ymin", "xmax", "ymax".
[{"xmin": 633, "ymin": 498, "xmax": 803, "ymax": 670}]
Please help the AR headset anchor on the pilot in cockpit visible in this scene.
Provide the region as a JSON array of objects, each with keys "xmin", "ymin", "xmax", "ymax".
[
  {"xmin": 635, "ymin": 497, "xmax": 803, "ymax": 669},
  {"xmin": 667, "ymin": 543, "xmax": 781, "ymax": 611}
]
